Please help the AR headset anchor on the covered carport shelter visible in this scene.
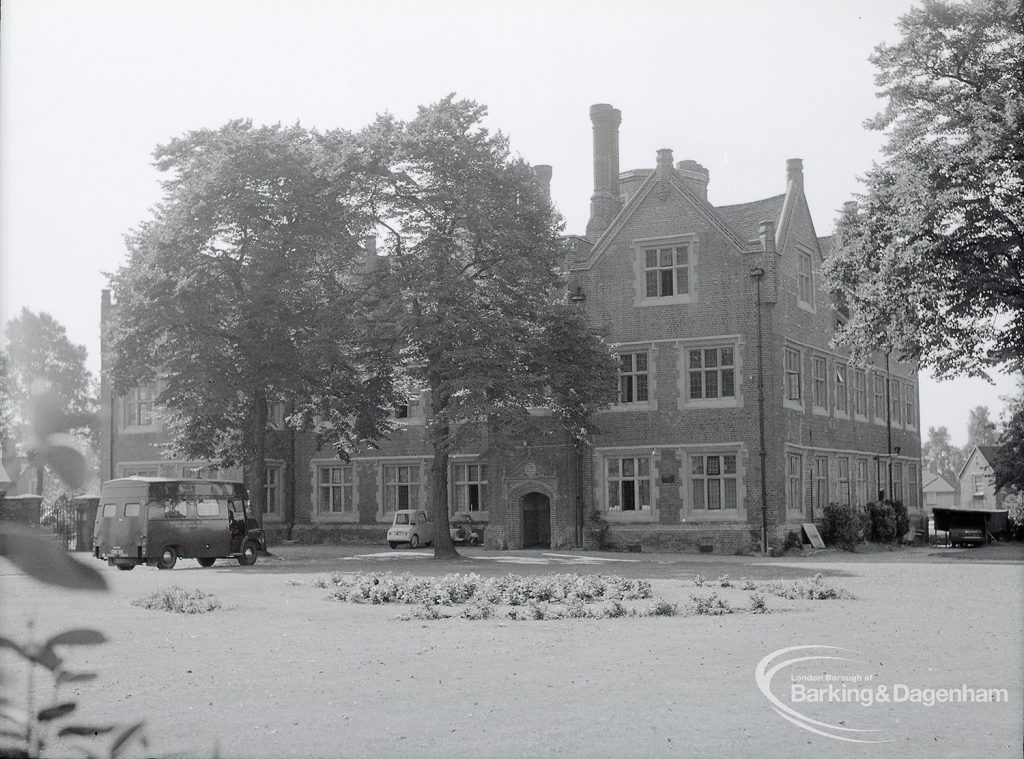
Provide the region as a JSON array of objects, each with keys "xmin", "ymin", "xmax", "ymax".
[{"xmin": 932, "ymin": 507, "xmax": 1009, "ymax": 545}]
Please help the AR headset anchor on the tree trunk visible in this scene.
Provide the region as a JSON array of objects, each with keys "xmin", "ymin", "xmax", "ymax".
[{"xmin": 429, "ymin": 377, "xmax": 460, "ymax": 560}]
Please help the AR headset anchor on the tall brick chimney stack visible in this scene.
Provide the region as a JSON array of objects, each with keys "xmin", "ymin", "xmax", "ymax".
[
  {"xmin": 533, "ymin": 164, "xmax": 552, "ymax": 204},
  {"xmin": 786, "ymin": 158, "xmax": 804, "ymax": 191},
  {"xmin": 586, "ymin": 103, "xmax": 622, "ymax": 240}
]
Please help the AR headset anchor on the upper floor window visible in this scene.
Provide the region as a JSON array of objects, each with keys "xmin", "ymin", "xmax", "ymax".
[
  {"xmin": 644, "ymin": 244, "xmax": 690, "ymax": 298},
  {"xmin": 688, "ymin": 347, "xmax": 734, "ymax": 400},
  {"xmin": 453, "ymin": 463, "xmax": 487, "ymax": 513},
  {"xmin": 854, "ymin": 369, "xmax": 867, "ymax": 417},
  {"xmin": 904, "ymin": 384, "xmax": 916, "ymax": 427},
  {"xmin": 784, "ymin": 348, "xmax": 802, "ymax": 403},
  {"xmin": 972, "ymin": 474, "xmax": 985, "ymax": 497},
  {"xmin": 394, "ymin": 394, "xmax": 424, "ymax": 422},
  {"xmin": 606, "ymin": 456, "xmax": 652, "ymax": 512},
  {"xmin": 873, "ymin": 373, "xmax": 887, "ymax": 421},
  {"xmin": 268, "ymin": 403, "xmax": 286, "ymax": 430},
  {"xmin": 812, "ymin": 356, "xmax": 827, "ymax": 409},
  {"xmin": 889, "ymin": 379, "xmax": 903, "ymax": 424},
  {"xmin": 797, "ymin": 251, "xmax": 814, "ymax": 307},
  {"xmin": 124, "ymin": 385, "xmax": 157, "ymax": 427},
  {"xmin": 690, "ymin": 454, "xmax": 738, "ymax": 511},
  {"xmin": 618, "ymin": 352, "xmax": 649, "ymax": 404},
  {"xmin": 835, "ymin": 363, "xmax": 849, "ymax": 414}
]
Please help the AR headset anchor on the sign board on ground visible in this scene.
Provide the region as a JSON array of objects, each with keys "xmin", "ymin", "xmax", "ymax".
[{"xmin": 802, "ymin": 523, "xmax": 825, "ymax": 549}]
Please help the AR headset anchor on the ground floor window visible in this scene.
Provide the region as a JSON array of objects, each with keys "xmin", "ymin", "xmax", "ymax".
[
  {"xmin": 690, "ymin": 453, "xmax": 738, "ymax": 510},
  {"xmin": 837, "ymin": 457, "xmax": 851, "ymax": 506},
  {"xmin": 384, "ymin": 464, "xmax": 421, "ymax": 512},
  {"xmin": 892, "ymin": 462, "xmax": 903, "ymax": 505},
  {"xmin": 606, "ymin": 456, "xmax": 652, "ymax": 511},
  {"xmin": 814, "ymin": 456, "xmax": 828, "ymax": 517},
  {"xmin": 787, "ymin": 454, "xmax": 803, "ymax": 513},
  {"xmin": 318, "ymin": 465, "xmax": 355, "ymax": 515},
  {"xmin": 908, "ymin": 464, "xmax": 919, "ymax": 510},
  {"xmin": 453, "ymin": 463, "xmax": 487, "ymax": 513},
  {"xmin": 855, "ymin": 459, "xmax": 868, "ymax": 507},
  {"xmin": 263, "ymin": 466, "xmax": 282, "ymax": 518}
]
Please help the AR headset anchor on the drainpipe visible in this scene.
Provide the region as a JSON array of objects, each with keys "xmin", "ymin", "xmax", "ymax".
[
  {"xmin": 885, "ymin": 350, "xmax": 893, "ymax": 502},
  {"xmin": 750, "ymin": 266, "xmax": 769, "ymax": 554},
  {"xmin": 569, "ymin": 284, "xmax": 588, "ymax": 548}
]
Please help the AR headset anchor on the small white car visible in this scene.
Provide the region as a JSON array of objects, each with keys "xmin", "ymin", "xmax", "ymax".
[{"xmin": 387, "ymin": 509, "xmax": 434, "ymax": 549}]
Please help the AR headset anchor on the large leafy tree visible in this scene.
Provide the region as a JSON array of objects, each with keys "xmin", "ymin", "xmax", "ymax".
[
  {"xmin": 922, "ymin": 425, "xmax": 965, "ymax": 487},
  {"xmin": 964, "ymin": 405, "xmax": 999, "ymax": 451},
  {"xmin": 109, "ymin": 120, "xmax": 393, "ymax": 519},
  {"xmin": 993, "ymin": 379, "xmax": 1024, "ymax": 492},
  {"xmin": 2, "ymin": 309, "xmax": 96, "ymax": 494},
  {"xmin": 823, "ymin": 0, "xmax": 1024, "ymax": 377},
  {"xmin": 355, "ymin": 96, "xmax": 618, "ymax": 558}
]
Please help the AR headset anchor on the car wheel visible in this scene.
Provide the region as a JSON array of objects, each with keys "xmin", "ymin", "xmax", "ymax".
[
  {"xmin": 409, "ymin": 534, "xmax": 420, "ymax": 549},
  {"xmin": 116, "ymin": 563, "xmax": 135, "ymax": 571},
  {"xmin": 236, "ymin": 540, "xmax": 258, "ymax": 566},
  {"xmin": 389, "ymin": 542, "xmax": 398, "ymax": 549},
  {"xmin": 469, "ymin": 536, "xmax": 480, "ymax": 546},
  {"xmin": 197, "ymin": 557, "xmax": 216, "ymax": 568},
  {"xmin": 157, "ymin": 548, "xmax": 177, "ymax": 570}
]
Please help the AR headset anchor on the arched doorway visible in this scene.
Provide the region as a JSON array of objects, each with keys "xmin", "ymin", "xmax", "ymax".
[{"xmin": 521, "ymin": 492, "xmax": 551, "ymax": 549}]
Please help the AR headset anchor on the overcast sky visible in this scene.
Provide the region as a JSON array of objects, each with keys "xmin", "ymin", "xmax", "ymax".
[{"xmin": 0, "ymin": 0, "xmax": 1018, "ymax": 447}]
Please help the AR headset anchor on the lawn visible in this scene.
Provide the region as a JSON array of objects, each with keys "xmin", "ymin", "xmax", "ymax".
[{"xmin": 1, "ymin": 547, "xmax": 1021, "ymax": 759}]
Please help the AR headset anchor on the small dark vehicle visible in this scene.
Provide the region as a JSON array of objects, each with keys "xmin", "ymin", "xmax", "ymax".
[
  {"xmin": 93, "ymin": 478, "xmax": 265, "ymax": 570},
  {"xmin": 449, "ymin": 512, "xmax": 481, "ymax": 546}
]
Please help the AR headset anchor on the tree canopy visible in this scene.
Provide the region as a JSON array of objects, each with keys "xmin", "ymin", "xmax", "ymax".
[
  {"xmin": 2, "ymin": 309, "xmax": 96, "ymax": 493},
  {"xmin": 355, "ymin": 95, "xmax": 618, "ymax": 557},
  {"xmin": 108, "ymin": 121, "xmax": 394, "ymax": 516},
  {"xmin": 922, "ymin": 425, "xmax": 965, "ymax": 486},
  {"xmin": 823, "ymin": 0, "xmax": 1024, "ymax": 377}
]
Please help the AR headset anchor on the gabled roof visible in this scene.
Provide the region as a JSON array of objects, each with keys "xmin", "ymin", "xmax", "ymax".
[
  {"xmin": 922, "ymin": 471, "xmax": 954, "ymax": 492},
  {"xmin": 572, "ymin": 168, "xmax": 779, "ymax": 270},
  {"xmin": 977, "ymin": 445, "xmax": 1000, "ymax": 465},
  {"xmin": 716, "ymin": 195, "xmax": 786, "ymax": 243},
  {"xmin": 956, "ymin": 444, "xmax": 1002, "ymax": 481}
]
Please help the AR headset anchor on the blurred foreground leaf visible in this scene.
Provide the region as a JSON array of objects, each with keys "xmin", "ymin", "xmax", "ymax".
[{"xmin": 0, "ymin": 525, "xmax": 106, "ymax": 591}]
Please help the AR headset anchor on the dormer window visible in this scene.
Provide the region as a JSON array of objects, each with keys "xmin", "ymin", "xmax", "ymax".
[
  {"xmin": 797, "ymin": 249, "xmax": 814, "ymax": 309},
  {"xmin": 644, "ymin": 244, "xmax": 690, "ymax": 297}
]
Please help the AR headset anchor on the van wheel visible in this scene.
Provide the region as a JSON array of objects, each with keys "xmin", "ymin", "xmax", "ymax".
[
  {"xmin": 157, "ymin": 548, "xmax": 177, "ymax": 570},
  {"xmin": 409, "ymin": 534, "xmax": 419, "ymax": 549},
  {"xmin": 388, "ymin": 542, "xmax": 398, "ymax": 549},
  {"xmin": 237, "ymin": 541, "xmax": 258, "ymax": 566},
  {"xmin": 197, "ymin": 558, "xmax": 216, "ymax": 568}
]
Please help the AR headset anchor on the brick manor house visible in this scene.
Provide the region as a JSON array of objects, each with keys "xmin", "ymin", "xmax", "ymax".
[{"xmin": 99, "ymin": 104, "xmax": 923, "ymax": 552}]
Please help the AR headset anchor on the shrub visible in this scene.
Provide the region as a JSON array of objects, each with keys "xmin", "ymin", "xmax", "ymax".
[
  {"xmin": 890, "ymin": 500, "xmax": 910, "ymax": 540},
  {"xmin": 783, "ymin": 530, "xmax": 802, "ymax": 552},
  {"xmin": 643, "ymin": 599, "xmax": 678, "ymax": 617},
  {"xmin": 716, "ymin": 574, "xmax": 732, "ymax": 588},
  {"xmin": 692, "ymin": 574, "xmax": 707, "ymax": 587},
  {"xmin": 686, "ymin": 592, "xmax": 734, "ymax": 616},
  {"xmin": 410, "ymin": 603, "xmax": 449, "ymax": 620},
  {"xmin": 867, "ymin": 501, "xmax": 899, "ymax": 543},
  {"xmin": 459, "ymin": 600, "xmax": 494, "ymax": 620},
  {"xmin": 131, "ymin": 586, "xmax": 222, "ymax": 614},
  {"xmin": 586, "ymin": 509, "xmax": 611, "ymax": 549},
  {"xmin": 762, "ymin": 574, "xmax": 855, "ymax": 601},
  {"xmin": 740, "ymin": 578, "xmax": 757, "ymax": 591},
  {"xmin": 749, "ymin": 592, "xmax": 769, "ymax": 613},
  {"xmin": 822, "ymin": 502, "xmax": 864, "ymax": 551}
]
